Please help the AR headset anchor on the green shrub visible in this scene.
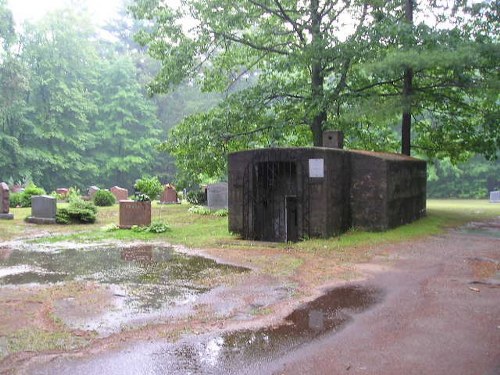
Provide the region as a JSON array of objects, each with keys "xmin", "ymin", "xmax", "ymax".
[
  {"xmin": 213, "ymin": 209, "xmax": 228, "ymax": 217},
  {"xmin": 93, "ymin": 190, "xmax": 116, "ymax": 206},
  {"xmin": 130, "ymin": 220, "xmax": 170, "ymax": 233},
  {"xmin": 9, "ymin": 192, "xmax": 23, "ymax": 208},
  {"xmin": 188, "ymin": 205, "xmax": 211, "ymax": 215},
  {"xmin": 134, "ymin": 176, "xmax": 162, "ymax": 201},
  {"xmin": 67, "ymin": 187, "xmax": 81, "ymax": 202},
  {"xmin": 56, "ymin": 199, "xmax": 97, "ymax": 224},
  {"xmin": 146, "ymin": 220, "xmax": 170, "ymax": 233},
  {"xmin": 186, "ymin": 191, "xmax": 206, "ymax": 205},
  {"xmin": 19, "ymin": 183, "xmax": 46, "ymax": 207}
]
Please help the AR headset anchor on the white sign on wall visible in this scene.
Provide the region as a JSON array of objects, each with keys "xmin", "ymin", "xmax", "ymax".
[{"xmin": 309, "ymin": 158, "xmax": 324, "ymax": 178}]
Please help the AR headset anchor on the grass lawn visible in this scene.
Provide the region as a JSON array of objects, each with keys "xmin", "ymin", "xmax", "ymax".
[{"xmin": 1, "ymin": 200, "xmax": 498, "ymax": 251}]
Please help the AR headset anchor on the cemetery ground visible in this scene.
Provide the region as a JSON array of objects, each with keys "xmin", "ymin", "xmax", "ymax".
[{"xmin": 0, "ymin": 200, "xmax": 499, "ymax": 374}]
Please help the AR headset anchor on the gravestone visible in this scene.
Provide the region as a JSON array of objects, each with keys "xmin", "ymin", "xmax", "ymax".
[
  {"xmin": 160, "ymin": 184, "xmax": 178, "ymax": 204},
  {"xmin": 56, "ymin": 188, "xmax": 69, "ymax": 198},
  {"xmin": 88, "ymin": 186, "xmax": 100, "ymax": 199},
  {"xmin": 110, "ymin": 186, "xmax": 129, "ymax": 202},
  {"xmin": 207, "ymin": 182, "xmax": 228, "ymax": 210},
  {"xmin": 27, "ymin": 195, "xmax": 56, "ymax": 224},
  {"xmin": 119, "ymin": 200, "xmax": 151, "ymax": 228},
  {"xmin": 0, "ymin": 182, "xmax": 14, "ymax": 220},
  {"xmin": 490, "ymin": 191, "xmax": 500, "ymax": 203},
  {"xmin": 12, "ymin": 185, "xmax": 24, "ymax": 193}
]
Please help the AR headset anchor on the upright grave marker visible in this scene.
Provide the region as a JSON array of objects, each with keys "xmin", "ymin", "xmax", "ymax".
[
  {"xmin": 27, "ymin": 195, "xmax": 57, "ymax": 224},
  {"xmin": 110, "ymin": 186, "xmax": 129, "ymax": 202},
  {"xmin": 119, "ymin": 200, "xmax": 151, "ymax": 228},
  {"xmin": 207, "ymin": 182, "xmax": 228, "ymax": 210},
  {"xmin": 0, "ymin": 182, "xmax": 14, "ymax": 220},
  {"xmin": 490, "ymin": 191, "xmax": 500, "ymax": 203},
  {"xmin": 160, "ymin": 184, "xmax": 178, "ymax": 204}
]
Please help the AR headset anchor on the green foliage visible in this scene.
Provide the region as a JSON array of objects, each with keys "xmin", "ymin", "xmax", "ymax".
[
  {"xmin": 213, "ymin": 209, "xmax": 228, "ymax": 217},
  {"xmin": 186, "ymin": 191, "xmax": 206, "ymax": 205},
  {"xmin": 129, "ymin": 221, "xmax": 170, "ymax": 233},
  {"xmin": 67, "ymin": 187, "xmax": 81, "ymax": 202},
  {"xmin": 0, "ymin": 4, "xmax": 171, "ymax": 191},
  {"xmin": 56, "ymin": 199, "xmax": 97, "ymax": 224},
  {"xmin": 134, "ymin": 176, "xmax": 162, "ymax": 201},
  {"xmin": 19, "ymin": 183, "xmax": 46, "ymax": 208},
  {"xmin": 9, "ymin": 192, "xmax": 22, "ymax": 208},
  {"xmin": 145, "ymin": 220, "xmax": 170, "ymax": 233},
  {"xmin": 188, "ymin": 205, "xmax": 211, "ymax": 215},
  {"xmin": 93, "ymin": 190, "xmax": 116, "ymax": 206},
  {"xmin": 188, "ymin": 205, "xmax": 227, "ymax": 217},
  {"xmin": 132, "ymin": 0, "xmax": 499, "ymax": 186},
  {"xmin": 427, "ymin": 156, "xmax": 500, "ymax": 199}
]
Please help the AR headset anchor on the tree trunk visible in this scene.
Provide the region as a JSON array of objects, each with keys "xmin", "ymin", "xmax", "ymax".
[
  {"xmin": 401, "ymin": 0, "xmax": 414, "ymax": 156},
  {"xmin": 401, "ymin": 68, "xmax": 413, "ymax": 155},
  {"xmin": 310, "ymin": 0, "xmax": 326, "ymax": 147}
]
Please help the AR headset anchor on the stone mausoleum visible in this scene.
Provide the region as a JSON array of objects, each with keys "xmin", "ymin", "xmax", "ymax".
[{"xmin": 228, "ymin": 147, "xmax": 426, "ymax": 242}]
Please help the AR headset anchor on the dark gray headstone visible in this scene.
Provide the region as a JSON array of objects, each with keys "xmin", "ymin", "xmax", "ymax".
[
  {"xmin": 207, "ymin": 182, "xmax": 228, "ymax": 210},
  {"xmin": 28, "ymin": 195, "xmax": 56, "ymax": 224},
  {"xmin": 0, "ymin": 182, "xmax": 14, "ymax": 220},
  {"xmin": 490, "ymin": 191, "xmax": 500, "ymax": 203}
]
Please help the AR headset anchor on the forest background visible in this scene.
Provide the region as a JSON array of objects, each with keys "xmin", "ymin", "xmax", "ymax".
[{"xmin": 0, "ymin": 0, "xmax": 498, "ymax": 198}]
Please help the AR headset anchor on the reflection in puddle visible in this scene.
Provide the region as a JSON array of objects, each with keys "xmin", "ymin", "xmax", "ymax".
[
  {"xmin": 154, "ymin": 285, "xmax": 383, "ymax": 374},
  {"xmin": 0, "ymin": 244, "xmax": 248, "ymax": 333}
]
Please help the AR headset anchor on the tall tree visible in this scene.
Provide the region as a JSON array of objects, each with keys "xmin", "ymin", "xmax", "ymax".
[
  {"xmin": 19, "ymin": 9, "xmax": 100, "ymax": 188},
  {"xmin": 131, "ymin": 0, "xmax": 375, "ymax": 147},
  {"xmin": 91, "ymin": 54, "xmax": 161, "ymax": 189},
  {"xmin": 132, "ymin": 0, "xmax": 499, "ymax": 188}
]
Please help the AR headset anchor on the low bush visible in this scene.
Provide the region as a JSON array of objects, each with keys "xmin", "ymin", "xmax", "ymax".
[
  {"xmin": 93, "ymin": 190, "xmax": 116, "ymax": 206},
  {"xmin": 56, "ymin": 199, "xmax": 97, "ymax": 224},
  {"xmin": 19, "ymin": 183, "xmax": 46, "ymax": 207},
  {"xmin": 9, "ymin": 192, "xmax": 23, "ymax": 208},
  {"xmin": 134, "ymin": 176, "xmax": 162, "ymax": 201},
  {"xmin": 188, "ymin": 205, "xmax": 228, "ymax": 217},
  {"xmin": 130, "ymin": 220, "xmax": 170, "ymax": 233},
  {"xmin": 213, "ymin": 209, "xmax": 228, "ymax": 217},
  {"xmin": 188, "ymin": 205, "xmax": 211, "ymax": 215}
]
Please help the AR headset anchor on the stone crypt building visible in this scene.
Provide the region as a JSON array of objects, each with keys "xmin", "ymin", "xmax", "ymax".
[{"xmin": 228, "ymin": 147, "xmax": 427, "ymax": 242}]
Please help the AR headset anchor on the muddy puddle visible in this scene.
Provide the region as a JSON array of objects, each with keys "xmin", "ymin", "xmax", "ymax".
[
  {"xmin": 157, "ymin": 285, "xmax": 384, "ymax": 374},
  {"xmin": 32, "ymin": 285, "xmax": 383, "ymax": 375},
  {"xmin": 0, "ymin": 244, "xmax": 248, "ymax": 334},
  {"xmin": 458, "ymin": 221, "xmax": 500, "ymax": 238}
]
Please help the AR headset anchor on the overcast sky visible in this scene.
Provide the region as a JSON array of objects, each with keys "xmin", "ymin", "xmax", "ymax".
[{"xmin": 7, "ymin": 0, "xmax": 123, "ymax": 26}]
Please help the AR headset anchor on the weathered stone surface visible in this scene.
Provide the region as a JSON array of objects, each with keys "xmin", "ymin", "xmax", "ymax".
[
  {"xmin": 119, "ymin": 200, "xmax": 151, "ymax": 228},
  {"xmin": 229, "ymin": 147, "xmax": 426, "ymax": 242},
  {"xmin": 0, "ymin": 182, "xmax": 11, "ymax": 214},
  {"xmin": 27, "ymin": 195, "xmax": 56, "ymax": 224},
  {"xmin": 0, "ymin": 181, "xmax": 13, "ymax": 220},
  {"xmin": 207, "ymin": 182, "xmax": 228, "ymax": 210},
  {"xmin": 160, "ymin": 184, "xmax": 178, "ymax": 204},
  {"xmin": 490, "ymin": 191, "xmax": 500, "ymax": 203},
  {"xmin": 88, "ymin": 186, "xmax": 100, "ymax": 199},
  {"xmin": 110, "ymin": 186, "xmax": 129, "ymax": 202},
  {"xmin": 322, "ymin": 130, "xmax": 344, "ymax": 149},
  {"xmin": 56, "ymin": 188, "xmax": 69, "ymax": 197}
]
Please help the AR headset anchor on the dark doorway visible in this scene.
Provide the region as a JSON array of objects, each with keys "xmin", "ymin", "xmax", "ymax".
[
  {"xmin": 253, "ymin": 161, "xmax": 297, "ymax": 241},
  {"xmin": 286, "ymin": 196, "xmax": 298, "ymax": 242}
]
